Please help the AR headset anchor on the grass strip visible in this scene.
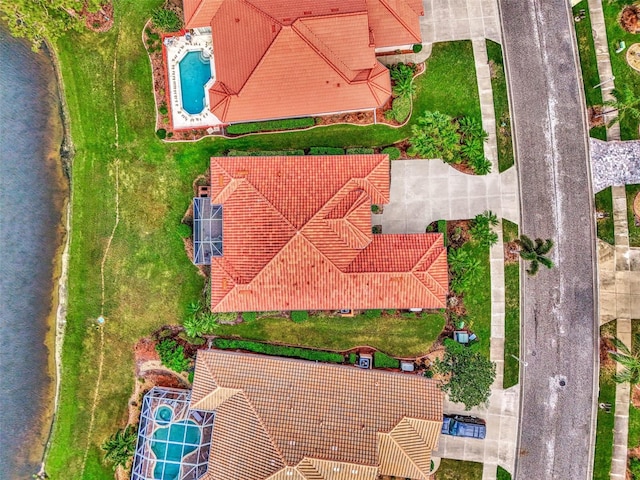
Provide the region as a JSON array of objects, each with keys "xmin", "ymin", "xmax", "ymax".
[
  {"xmin": 497, "ymin": 466, "xmax": 512, "ymax": 480},
  {"xmin": 627, "ymin": 184, "xmax": 640, "ymax": 247},
  {"xmin": 503, "ymin": 262, "xmax": 520, "ymax": 388},
  {"xmin": 373, "ymin": 351, "xmax": 401, "ymax": 369},
  {"xmin": 595, "ymin": 186, "xmax": 615, "ymax": 245},
  {"xmin": 572, "ymin": 0, "xmax": 604, "ymax": 108},
  {"xmin": 485, "ymin": 40, "xmax": 515, "ymax": 172},
  {"xmin": 436, "ymin": 459, "xmax": 483, "ymax": 479}
]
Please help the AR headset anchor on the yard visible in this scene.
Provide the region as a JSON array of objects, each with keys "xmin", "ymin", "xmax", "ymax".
[
  {"xmin": 595, "ymin": 187, "xmax": 615, "ymax": 245},
  {"xmin": 603, "ymin": 0, "xmax": 640, "ymax": 140},
  {"xmin": 627, "ymin": 184, "xmax": 640, "ymax": 247},
  {"xmin": 502, "ymin": 220, "xmax": 520, "ymax": 389},
  {"xmin": 593, "ymin": 321, "xmax": 617, "ymax": 480},
  {"xmin": 45, "ymin": 2, "xmax": 487, "ymax": 478},
  {"xmin": 435, "ymin": 459, "xmax": 484, "ymax": 479}
]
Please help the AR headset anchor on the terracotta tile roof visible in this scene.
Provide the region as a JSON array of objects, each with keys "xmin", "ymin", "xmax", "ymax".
[
  {"xmin": 192, "ymin": 350, "xmax": 443, "ymax": 480},
  {"xmin": 182, "ymin": 0, "xmax": 423, "ymax": 122},
  {"xmin": 208, "ymin": 155, "xmax": 448, "ymax": 312}
]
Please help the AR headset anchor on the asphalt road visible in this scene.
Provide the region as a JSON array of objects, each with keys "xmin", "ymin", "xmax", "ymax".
[{"xmin": 497, "ymin": 0, "xmax": 599, "ymax": 478}]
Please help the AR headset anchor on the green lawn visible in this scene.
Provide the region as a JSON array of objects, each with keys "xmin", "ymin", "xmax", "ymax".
[
  {"xmin": 486, "ymin": 40, "xmax": 514, "ymax": 172},
  {"xmin": 573, "ymin": 0, "xmax": 603, "ymax": 108},
  {"xmin": 627, "ymin": 184, "xmax": 640, "ymax": 247},
  {"xmin": 595, "ymin": 187, "xmax": 615, "ymax": 245},
  {"xmin": 435, "ymin": 459, "xmax": 483, "ymax": 479},
  {"xmin": 216, "ymin": 311, "xmax": 446, "ymax": 358},
  {"xmin": 497, "ymin": 466, "xmax": 512, "ymax": 480},
  {"xmin": 629, "ymin": 320, "xmax": 640, "ymax": 450},
  {"xmin": 603, "ymin": 0, "xmax": 640, "ymax": 140},
  {"xmin": 459, "ymin": 240, "xmax": 491, "ymax": 359},
  {"xmin": 42, "ymin": 2, "xmax": 485, "ymax": 478},
  {"xmin": 502, "ymin": 219, "xmax": 520, "ymax": 388},
  {"xmin": 594, "ymin": 321, "xmax": 617, "ymax": 480}
]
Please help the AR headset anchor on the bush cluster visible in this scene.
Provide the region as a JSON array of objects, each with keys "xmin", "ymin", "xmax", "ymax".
[
  {"xmin": 381, "ymin": 146, "xmax": 401, "ymax": 160},
  {"xmin": 227, "ymin": 149, "xmax": 305, "ymax": 156},
  {"xmin": 290, "ymin": 310, "xmax": 309, "ymax": 322},
  {"xmin": 373, "ymin": 351, "xmax": 401, "ymax": 369},
  {"xmin": 346, "ymin": 147, "xmax": 375, "ymax": 154},
  {"xmin": 363, "ymin": 309, "xmax": 382, "ymax": 319},
  {"xmin": 213, "ymin": 338, "xmax": 345, "ymax": 363},
  {"xmin": 156, "ymin": 128, "xmax": 167, "ymax": 139},
  {"xmin": 469, "ymin": 211, "xmax": 499, "ymax": 247},
  {"xmin": 384, "ymin": 95, "xmax": 411, "ymax": 123},
  {"xmin": 151, "ymin": 8, "xmax": 182, "ymax": 32},
  {"xmin": 309, "ymin": 147, "xmax": 345, "ymax": 155},
  {"xmin": 448, "ymin": 248, "xmax": 482, "ymax": 294},
  {"xmin": 156, "ymin": 339, "xmax": 190, "ymax": 372},
  {"xmin": 226, "ymin": 118, "xmax": 315, "ymax": 135}
]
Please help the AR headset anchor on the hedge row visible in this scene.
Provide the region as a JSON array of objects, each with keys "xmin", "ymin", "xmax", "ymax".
[
  {"xmin": 373, "ymin": 351, "xmax": 401, "ymax": 369},
  {"xmin": 346, "ymin": 147, "xmax": 375, "ymax": 154},
  {"xmin": 309, "ymin": 147, "xmax": 345, "ymax": 155},
  {"xmin": 226, "ymin": 117, "xmax": 315, "ymax": 134},
  {"xmin": 227, "ymin": 149, "xmax": 305, "ymax": 156},
  {"xmin": 213, "ymin": 338, "xmax": 345, "ymax": 363}
]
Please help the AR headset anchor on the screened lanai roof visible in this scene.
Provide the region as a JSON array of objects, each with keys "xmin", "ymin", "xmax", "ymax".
[{"xmin": 193, "ymin": 198, "xmax": 222, "ymax": 265}]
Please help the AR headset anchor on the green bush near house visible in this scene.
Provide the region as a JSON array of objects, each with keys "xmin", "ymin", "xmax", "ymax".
[
  {"xmin": 413, "ymin": 43, "xmax": 423, "ymax": 53},
  {"xmin": 226, "ymin": 149, "xmax": 305, "ymax": 156},
  {"xmin": 212, "ymin": 338, "xmax": 344, "ymax": 363},
  {"xmin": 309, "ymin": 146, "xmax": 345, "ymax": 155},
  {"xmin": 363, "ymin": 309, "xmax": 382, "ymax": 319},
  {"xmin": 349, "ymin": 352, "xmax": 357, "ymax": 364},
  {"xmin": 242, "ymin": 312, "xmax": 257, "ymax": 323},
  {"xmin": 291, "ymin": 310, "xmax": 309, "ymax": 323},
  {"xmin": 159, "ymin": 104, "xmax": 168, "ymax": 115},
  {"xmin": 385, "ymin": 95, "xmax": 411, "ymax": 123},
  {"xmin": 156, "ymin": 339, "xmax": 190, "ymax": 373},
  {"xmin": 346, "ymin": 147, "xmax": 375, "ymax": 154},
  {"xmin": 151, "ymin": 8, "xmax": 182, "ymax": 32},
  {"xmin": 226, "ymin": 117, "xmax": 315, "ymax": 135},
  {"xmin": 177, "ymin": 223, "xmax": 191, "ymax": 239},
  {"xmin": 373, "ymin": 351, "xmax": 401, "ymax": 369},
  {"xmin": 381, "ymin": 146, "xmax": 401, "ymax": 160},
  {"xmin": 155, "ymin": 128, "xmax": 166, "ymax": 139}
]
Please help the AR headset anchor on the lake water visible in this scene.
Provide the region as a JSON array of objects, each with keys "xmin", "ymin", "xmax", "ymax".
[{"xmin": 0, "ymin": 23, "xmax": 66, "ymax": 479}]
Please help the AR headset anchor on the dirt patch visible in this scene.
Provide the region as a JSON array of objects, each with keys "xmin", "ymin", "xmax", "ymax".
[
  {"xmin": 504, "ymin": 241, "xmax": 520, "ymax": 264},
  {"xmin": 589, "ymin": 105, "xmax": 606, "ymax": 129},
  {"xmin": 447, "ymin": 219, "xmax": 472, "ymax": 250},
  {"xmin": 83, "ymin": 3, "xmax": 114, "ymax": 32},
  {"xmin": 314, "ymin": 110, "xmax": 374, "ymax": 126},
  {"xmin": 600, "ymin": 335, "xmax": 617, "ymax": 374},
  {"xmin": 621, "ymin": 5, "xmax": 640, "ymax": 34},
  {"xmin": 449, "ymin": 162, "xmax": 476, "ymax": 175}
]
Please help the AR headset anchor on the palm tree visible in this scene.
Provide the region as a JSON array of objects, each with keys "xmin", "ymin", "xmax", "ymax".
[
  {"xmin": 516, "ymin": 235, "xmax": 554, "ymax": 276},
  {"xmin": 609, "ymin": 335, "xmax": 640, "ymax": 390},
  {"xmin": 102, "ymin": 425, "xmax": 137, "ymax": 470},
  {"xmin": 392, "ymin": 75, "xmax": 416, "ymax": 99},
  {"xmin": 603, "ymin": 86, "xmax": 640, "ymax": 128}
]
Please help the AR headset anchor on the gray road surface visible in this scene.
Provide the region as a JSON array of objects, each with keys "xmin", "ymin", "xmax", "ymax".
[{"xmin": 498, "ymin": 0, "xmax": 599, "ymax": 478}]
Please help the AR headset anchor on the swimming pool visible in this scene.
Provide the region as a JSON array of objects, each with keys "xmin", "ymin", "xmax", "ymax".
[
  {"xmin": 150, "ymin": 407, "xmax": 202, "ymax": 480},
  {"xmin": 178, "ymin": 51, "xmax": 211, "ymax": 115}
]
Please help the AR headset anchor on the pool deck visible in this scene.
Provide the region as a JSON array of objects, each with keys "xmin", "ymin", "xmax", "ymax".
[{"xmin": 165, "ymin": 33, "xmax": 222, "ymax": 130}]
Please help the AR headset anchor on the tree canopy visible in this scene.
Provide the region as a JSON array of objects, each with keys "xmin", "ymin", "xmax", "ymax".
[
  {"xmin": 0, "ymin": 0, "xmax": 102, "ymax": 49},
  {"xmin": 434, "ymin": 340, "xmax": 496, "ymax": 409}
]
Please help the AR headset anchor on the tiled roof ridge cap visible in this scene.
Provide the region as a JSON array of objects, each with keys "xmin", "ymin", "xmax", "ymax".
[
  {"xmin": 379, "ymin": 427, "xmax": 430, "ymax": 478},
  {"xmin": 378, "ymin": 0, "xmax": 421, "ymax": 42},
  {"xmin": 291, "ymin": 18, "xmax": 363, "ymax": 83},
  {"xmin": 225, "ymin": 0, "xmax": 283, "ymax": 95}
]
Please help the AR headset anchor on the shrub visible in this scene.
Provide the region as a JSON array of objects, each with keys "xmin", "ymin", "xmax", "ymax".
[
  {"xmin": 155, "ymin": 128, "xmax": 167, "ymax": 139},
  {"xmin": 413, "ymin": 43, "xmax": 423, "ymax": 53},
  {"xmin": 309, "ymin": 147, "xmax": 345, "ymax": 155},
  {"xmin": 156, "ymin": 339, "xmax": 190, "ymax": 372},
  {"xmin": 469, "ymin": 211, "xmax": 499, "ymax": 247},
  {"xmin": 349, "ymin": 353, "xmax": 357, "ymax": 364},
  {"xmin": 187, "ymin": 370, "xmax": 195, "ymax": 383},
  {"xmin": 346, "ymin": 147, "xmax": 375, "ymax": 154},
  {"xmin": 374, "ymin": 351, "xmax": 401, "ymax": 369},
  {"xmin": 371, "ymin": 204, "xmax": 380, "ymax": 214},
  {"xmin": 385, "ymin": 95, "xmax": 411, "ymax": 123},
  {"xmin": 291, "ymin": 310, "xmax": 309, "ymax": 322},
  {"xmin": 226, "ymin": 149, "xmax": 305, "ymax": 156},
  {"xmin": 102, "ymin": 425, "xmax": 137, "ymax": 470},
  {"xmin": 448, "ymin": 248, "xmax": 482, "ymax": 293},
  {"xmin": 213, "ymin": 338, "xmax": 344, "ymax": 363},
  {"xmin": 177, "ymin": 223, "xmax": 191, "ymax": 238},
  {"xmin": 363, "ymin": 309, "xmax": 382, "ymax": 319},
  {"xmin": 242, "ymin": 312, "xmax": 257, "ymax": 323},
  {"xmin": 381, "ymin": 146, "xmax": 401, "ymax": 160},
  {"xmin": 226, "ymin": 118, "xmax": 315, "ymax": 135},
  {"xmin": 159, "ymin": 104, "xmax": 168, "ymax": 115},
  {"xmin": 410, "ymin": 111, "xmax": 461, "ymax": 163},
  {"xmin": 437, "ymin": 219, "xmax": 447, "ymax": 235},
  {"xmin": 151, "ymin": 8, "xmax": 182, "ymax": 32}
]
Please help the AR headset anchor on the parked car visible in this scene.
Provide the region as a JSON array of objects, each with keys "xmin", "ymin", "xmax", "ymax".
[{"xmin": 441, "ymin": 414, "xmax": 486, "ymax": 439}]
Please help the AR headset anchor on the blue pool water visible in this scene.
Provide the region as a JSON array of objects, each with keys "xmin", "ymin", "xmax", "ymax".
[
  {"xmin": 178, "ymin": 51, "xmax": 211, "ymax": 115},
  {"xmin": 151, "ymin": 417, "xmax": 201, "ymax": 480}
]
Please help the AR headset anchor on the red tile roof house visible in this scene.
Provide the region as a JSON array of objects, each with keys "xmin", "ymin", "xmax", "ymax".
[
  {"xmin": 192, "ymin": 154, "xmax": 448, "ymax": 312},
  {"xmin": 181, "ymin": 0, "xmax": 424, "ymax": 124}
]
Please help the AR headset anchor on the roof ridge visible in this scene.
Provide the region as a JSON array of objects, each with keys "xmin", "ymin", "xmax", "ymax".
[
  {"xmin": 378, "ymin": 0, "xmax": 421, "ymax": 42},
  {"xmin": 292, "ymin": 18, "xmax": 359, "ymax": 83},
  {"xmin": 381, "ymin": 430, "xmax": 429, "ymax": 478}
]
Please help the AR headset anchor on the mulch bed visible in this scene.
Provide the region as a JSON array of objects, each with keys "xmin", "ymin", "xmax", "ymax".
[
  {"xmin": 589, "ymin": 105, "xmax": 605, "ymax": 129},
  {"xmin": 620, "ymin": 5, "xmax": 640, "ymax": 34},
  {"xmin": 83, "ymin": 3, "xmax": 114, "ymax": 32},
  {"xmin": 504, "ymin": 241, "xmax": 520, "ymax": 264}
]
